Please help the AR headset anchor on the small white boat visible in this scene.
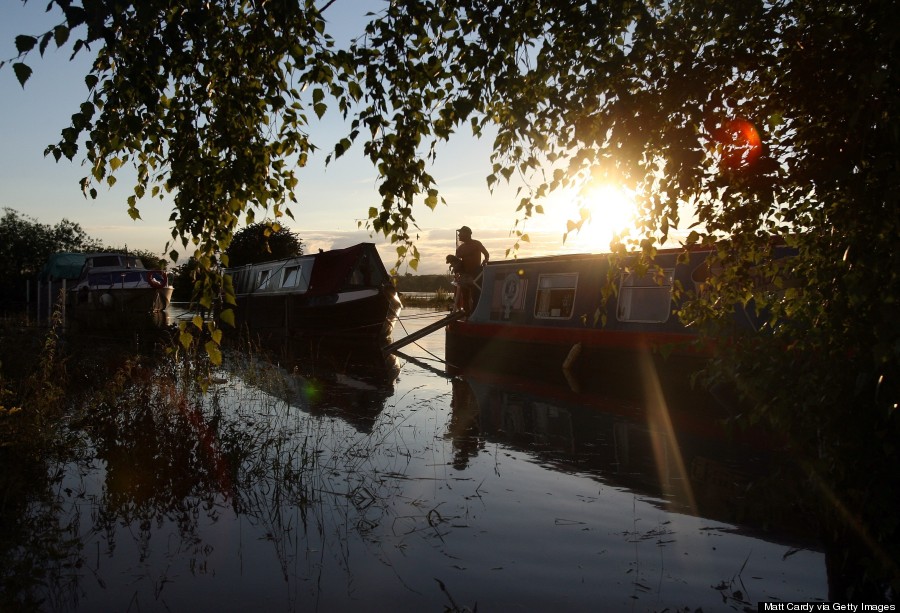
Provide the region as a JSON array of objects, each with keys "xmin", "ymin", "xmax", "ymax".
[{"xmin": 69, "ymin": 252, "xmax": 173, "ymax": 314}]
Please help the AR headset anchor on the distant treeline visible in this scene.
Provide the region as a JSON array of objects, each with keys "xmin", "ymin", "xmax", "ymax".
[{"xmin": 394, "ymin": 274, "xmax": 454, "ymax": 293}]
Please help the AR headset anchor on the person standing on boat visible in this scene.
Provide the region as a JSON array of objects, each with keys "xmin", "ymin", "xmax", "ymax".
[{"xmin": 453, "ymin": 225, "xmax": 490, "ymax": 314}]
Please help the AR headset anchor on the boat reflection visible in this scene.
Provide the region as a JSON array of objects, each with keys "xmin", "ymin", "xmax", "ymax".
[
  {"xmin": 448, "ymin": 368, "xmax": 810, "ymax": 540},
  {"xmin": 234, "ymin": 336, "xmax": 401, "ymax": 433}
]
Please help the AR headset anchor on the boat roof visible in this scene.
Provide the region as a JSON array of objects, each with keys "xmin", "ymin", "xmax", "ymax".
[
  {"xmin": 39, "ymin": 252, "xmax": 86, "ymax": 281},
  {"xmin": 81, "ymin": 253, "xmax": 147, "ymax": 268},
  {"xmin": 482, "ymin": 249, "xmax": 654, "ymax": 267},
  {"xmin": 226, "ymin": 243, "xmax": 390, "ymax": 295},
  {"xmin": 482, "ymin": 242, "xmax": 783, "ymax": 268}
]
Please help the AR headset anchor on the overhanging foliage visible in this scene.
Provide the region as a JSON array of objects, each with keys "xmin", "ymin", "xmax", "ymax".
[{"xmin": 4, "ymin": 1, "xmax": 899, "ymax": 596}]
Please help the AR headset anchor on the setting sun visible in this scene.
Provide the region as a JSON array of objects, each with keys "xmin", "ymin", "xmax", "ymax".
[{"xmin": 538, "ymin": 184, "xmax": 637, "ymax": 252}]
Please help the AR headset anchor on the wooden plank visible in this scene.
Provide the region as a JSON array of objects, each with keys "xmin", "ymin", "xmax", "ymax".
[{"xmin": 383, "ymin": 310, "xmax": 465, "ymax": 354}]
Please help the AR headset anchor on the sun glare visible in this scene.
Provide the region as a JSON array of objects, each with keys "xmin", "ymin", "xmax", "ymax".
[
  {"xmin": 540, "ymin": 184, "xmax": 636, "ymax": 252},
  {"xmin": 581, "ymin": 184, "xmax": 636, "ymax": 246}
]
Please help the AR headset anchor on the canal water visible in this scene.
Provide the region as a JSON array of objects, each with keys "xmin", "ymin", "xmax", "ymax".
[{"xmin": 33, "ymin": 307, "xmax": 826, "ymax": 611}]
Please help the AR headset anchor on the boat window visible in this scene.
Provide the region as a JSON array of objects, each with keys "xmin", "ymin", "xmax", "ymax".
[
  {"xmin": 617, "ymin": 268, "xmax": 675, "ymax": 323},
  {"xmin": 347, "ymin": 253, "xmax": 382, "ymax": 287},
  {"xmin": 257, "ymin": 269, "xmax": 273, "ymax": 290},
  {"xmin": 282, "ymin": 264, "xmax": 311, "ymax": 290},
  {"xmin": 534, "ymin": 273, "xmax": 577, "ymax": 319}
]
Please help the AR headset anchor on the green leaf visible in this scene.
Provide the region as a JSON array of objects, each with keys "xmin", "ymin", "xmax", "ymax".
[
  {"xmin": 53, "ymin": 25, "xmax": 69, "ymax": 48},
  {"xmin": 220, "ymin": 308, "xmax": 236, "ymax": 327},
  {"xmin": 205, "ymin": 341, "xmax": 222, "ymax": 366},
  {"xmin": 179, "ymin": 330, "xmax": 193, "ymax": 350}
]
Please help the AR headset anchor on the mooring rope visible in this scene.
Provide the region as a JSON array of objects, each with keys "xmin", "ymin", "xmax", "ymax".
[{"xmin": 393, "ymin": 311, "xmax": 449, "ymax": 365}]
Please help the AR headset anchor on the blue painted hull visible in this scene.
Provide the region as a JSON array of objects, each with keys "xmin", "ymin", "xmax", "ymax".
[{"xmin": 445, "ymin": 246, "xmax": 785, "ymax": 400}]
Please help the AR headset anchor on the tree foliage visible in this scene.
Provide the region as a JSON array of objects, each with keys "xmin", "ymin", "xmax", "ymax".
[
  {"xmin": 0, "ymin": 208, "xmax": 104, "ymax": 308},
  {"xmin": 0, "ymin": 208, "xmax": 102, "ymax": 277},
  {"xmin": 224, "ymin": 221, "xmax": 303, "ymax": 268},
  {"xmin": 5, "ymin": 0, "xmax": 900, "ymax": 597}
]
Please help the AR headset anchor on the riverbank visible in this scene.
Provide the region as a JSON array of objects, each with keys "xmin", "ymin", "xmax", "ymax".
[{"xmin": 398, "ymin": 289, "xmax": 454, "ymax": 308}]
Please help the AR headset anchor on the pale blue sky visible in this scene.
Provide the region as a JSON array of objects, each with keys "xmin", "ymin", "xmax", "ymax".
[{"xmin": 1, "ymin": 1, "xmax": 624, "ymax": 274}]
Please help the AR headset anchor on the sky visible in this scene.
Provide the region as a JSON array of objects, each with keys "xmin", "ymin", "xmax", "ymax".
[{"xmin": 1, "ymin": 1, "xmax": 638, "ymax": 275}]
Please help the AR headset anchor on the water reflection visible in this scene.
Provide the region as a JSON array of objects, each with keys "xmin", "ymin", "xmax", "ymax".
[
  {"xmin": 234, "ymin": 336, "xmax": 401, "ymax": 433},
  {"xmin": 446, "ymin": 369, "xmax": 801, "ymax": 538},
  {"xmin": 1, "ymin": 308, "xmax": 826, "ymax": 611}
]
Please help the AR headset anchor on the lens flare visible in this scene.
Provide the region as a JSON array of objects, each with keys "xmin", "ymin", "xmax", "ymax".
[{"xmin": 716, "ymin": 118, "xmax": 762, "ymax": 169}]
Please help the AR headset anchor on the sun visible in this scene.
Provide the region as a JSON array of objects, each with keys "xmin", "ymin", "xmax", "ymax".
[
  {"xmin": 577, "ymin": 184, "xmax": 636, "ymax": 247},
  {"xmin": 539, "ymin": 184, "xmax": 636, "ymax": 252}
]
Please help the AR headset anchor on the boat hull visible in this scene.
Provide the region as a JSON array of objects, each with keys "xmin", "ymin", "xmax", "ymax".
[
  {"xmin": 72, "ymin": 286, "xmax": 173, "ymax": 313},
  {"xmin": 67, "ymin": 287, "xmax": 174, "ymax": 330},
  {"xmin": 234, "ymin": 288, "xmax": 401, "ymax": 343},
  {"xmin": 446, "ymin": 319, "xmax": 707, "ymax": 400}
]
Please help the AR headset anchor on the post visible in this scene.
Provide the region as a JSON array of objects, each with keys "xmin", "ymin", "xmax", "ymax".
[
  {"xmin": 36, "ymin": 280, "xmax": 41, "ymax": 326},
  {"xmin": 26, "ymin": 279, "xmax": 30, "ymax": 325},
  {"xmin": 61, "ymin": 279, "xmax": 67, "ymax": 327}
]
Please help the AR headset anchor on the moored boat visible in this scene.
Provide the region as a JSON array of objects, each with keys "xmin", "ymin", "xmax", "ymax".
[
  {"xmin": 225, "ymin": 243, "xmax": 402, "ymax": 344},
  {"xmin": 68, "ymin": 252, "xmax": 173, "ymax": 314},
  {"xmin": 445, "ymin": 245, "xmax": 790, "ymax": 398}
]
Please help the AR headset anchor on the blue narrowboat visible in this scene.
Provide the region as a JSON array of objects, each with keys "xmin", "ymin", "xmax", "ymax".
[{"xmin": 445, "ymin": 245, "xmax": 788, "ymax": 397}]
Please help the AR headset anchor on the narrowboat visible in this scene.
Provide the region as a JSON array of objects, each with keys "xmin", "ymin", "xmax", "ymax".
[
  {"xmin": 225, "ymin": 243, "xmax": 402, "ymax": 344},
  {"xmin": 445, "ymin": 246, "xmax": 788, "ymax": 398}
]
